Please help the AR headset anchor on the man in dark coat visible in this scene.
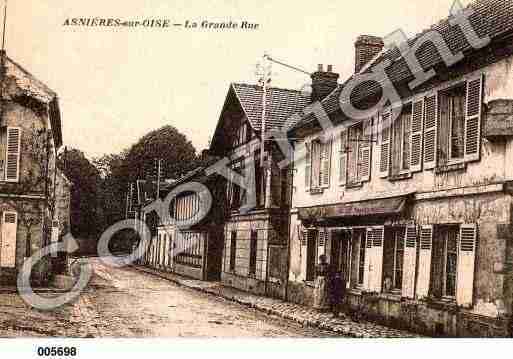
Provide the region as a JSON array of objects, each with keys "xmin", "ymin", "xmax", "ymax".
[{"xmin": 328, "ymin": 269, "xmax": 346, "ymax": 318}]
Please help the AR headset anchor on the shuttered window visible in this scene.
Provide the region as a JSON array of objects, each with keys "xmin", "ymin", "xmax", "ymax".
[
  {"xmin": 410, "ymin": 99, "xmax": 424, "ymax": 172},
  {"xmin": 423, "ymin": 94, "xmax": 438, "ymax": 169},
  {"xmin": 364, "ymin": 227, "xmax": 384, "ymax": 292},
  {"xmin": 358, "ymin": 119, "xmax": 372, "ymax": 182},
  {"xmin": 401, "ymin": 226, "xmax": 417, "ymax": 298},
  {"xmin": 379, "ymin": 112, "xmax": 391, "ymax": 178},
  {"xmin": 5, "ymin": 127, "xmax": 21, "ymax": 182},
  {"xmin": 320, "ymin": 140, "xmax": 332, "ymax": 188},
  {"xmin": 0, "ymin": 211, "xmax": 18, "ymax": 268},
  {"xmin": 456, "ymin": 224, "xmax": 477, "ymax": 307},
  {"xmin": 416, "ymin": 225, "xmax": 433, "ymax": 299},
  {"xmin": 464, "ymin": 75, "xmax": 483, "ymax": 162},
  {"xmin": 339, "ymin": 131, "xmax": 348, "ymax": 186},
  {"xmin": 347, "ymin": 123, "xmax": 365, "ymax": 184},
  {"xmin": 391, "ymin": 105, "xmax": 412, "ymax": 176},
  {"xmin": 305, "ymin": 142, "xmax": 311, "ymax": 191}
]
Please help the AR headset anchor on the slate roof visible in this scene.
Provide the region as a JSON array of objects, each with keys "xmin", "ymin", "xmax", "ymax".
[
  {"xmin": 231, "ymin": 83, "xmax": 311, "ymax": 131},
  {"xmin": 291, "ymin": 0, "xmax": 513, "ymax": 131}
]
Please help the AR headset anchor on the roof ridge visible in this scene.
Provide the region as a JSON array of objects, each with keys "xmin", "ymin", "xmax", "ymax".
[{"xmin": 232, "ymin": 82, "xmax": 306, "ymax": 94}]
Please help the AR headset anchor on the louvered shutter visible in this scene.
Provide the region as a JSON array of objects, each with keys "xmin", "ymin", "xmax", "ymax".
[
  {"xmin": 410, "ymin": 99, "xmax": 424, "ymax": 172},
  {"xmin": 456, "ymin": 224, "xmax": 477, "ymax": 307},
  {"xmin": 402, "ymin": 225, "xmax": 418, "ymax": 298},
  {"xmin": 363, "ymin": 229, "xmax": 373, "ymax": 291},
  {"xmin": 423, "ymin": 94, "xmax": 438, "ymax": 170},
  {"xmin": 359, "ymin": 119, "xmax": 372, "ymax": 182},
  {"xmin": 339, "ymin": 131, "xmax": 348, "ymax": 186},
  {"xmin": 464, "ymin": 75, "xmax": 483, "ymax": 162},
  {"xmin": 371, "ymin": 227, "xmax": 384, "ymax": 293},
  {"xmin": 379, "ymin": 112, "xmax": 391, "ymax": 178},
  {"xmin": 1, "ymin": 211, "xmax": 18, "ymax": 268},
  {"xmin": 416, "ymin": 225, "xmax": 433, "ymax": 299},
  {"xmin": 5, "ymin": 127, "xmax": 21, "ymax": 182},
  {"xmin": 318, "ymin": 229, "xmax": 327, "ymax": 257},
  {"xmin": 305, "ymin": 142, "xmax": 311, "ymax": 191},
  {"xmin": 320, "ymin": 140, "xmax": 332, "ymax": 188}
]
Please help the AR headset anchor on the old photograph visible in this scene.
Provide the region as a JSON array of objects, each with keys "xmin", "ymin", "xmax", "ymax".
[{"xmin": 1, "ymin": 0, "xmax": 513, "ymax": 353}]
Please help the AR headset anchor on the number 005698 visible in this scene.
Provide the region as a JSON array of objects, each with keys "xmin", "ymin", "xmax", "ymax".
[{"xmin": 37, "ymin": 347, "xmax": 77, "ymax": 357}]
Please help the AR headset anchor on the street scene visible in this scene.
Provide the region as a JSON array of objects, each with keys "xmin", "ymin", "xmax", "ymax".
[{"xmin": 2, "ymin": 0, "xmax": 513, "ymax": 344}]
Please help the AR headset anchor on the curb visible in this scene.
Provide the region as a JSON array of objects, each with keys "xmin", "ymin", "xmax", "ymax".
[{"xmin": 130, "ymin": 265, "xmax": 415, "ymax": 338}]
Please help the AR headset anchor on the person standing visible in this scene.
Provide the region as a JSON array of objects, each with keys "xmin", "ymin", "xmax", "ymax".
[
  {"xmin": 313, "ymin": 254, "xmax": 330, "ymax": 311},
  {"xmin": 328, "ymin": 269, "xmax": 347, "ymax": 318}
]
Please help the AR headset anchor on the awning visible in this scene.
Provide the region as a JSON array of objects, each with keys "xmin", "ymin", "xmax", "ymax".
[{"xmin": 298, "ymin": 196, "xmax": 408, "ymax": 221}]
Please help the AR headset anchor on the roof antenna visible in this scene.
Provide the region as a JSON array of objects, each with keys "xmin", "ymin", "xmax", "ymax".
[{"xmin": 1, "ymin": 0, "xmax": 7, "ymax": 53}]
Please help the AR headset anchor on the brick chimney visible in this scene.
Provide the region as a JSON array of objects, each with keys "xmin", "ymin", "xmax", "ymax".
[
  {"xmin": 354, "ymin": 35, "xmax": 384, "ymax": 74},
  {"xmin": 310, "ymin": 64, "xmax": 339, "ymax": 102}
]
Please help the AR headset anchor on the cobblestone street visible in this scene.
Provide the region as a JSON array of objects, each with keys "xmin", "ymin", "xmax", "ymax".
[{"xmin": 0, "ymin": 258, "xmax": 347, "ymax": 338}]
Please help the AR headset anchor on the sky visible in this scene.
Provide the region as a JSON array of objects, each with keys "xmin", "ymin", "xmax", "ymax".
[{"xmin": 7, "ymin": 0, "xmax": 471, "ymax": 159}]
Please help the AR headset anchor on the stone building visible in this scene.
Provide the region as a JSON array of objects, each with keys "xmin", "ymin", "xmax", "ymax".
[
  {"xmin": 286, "ymin": 0, "xmax": 513, "ymax": 337},
  {"xmin": 0, "ymin": 53, "xmax": 64, "ymax": 285}
]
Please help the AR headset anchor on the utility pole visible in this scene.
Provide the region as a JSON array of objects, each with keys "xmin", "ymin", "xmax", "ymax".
[{"xmin": 155, "ymin": 158, "xmax": 162, "ymax": 199}]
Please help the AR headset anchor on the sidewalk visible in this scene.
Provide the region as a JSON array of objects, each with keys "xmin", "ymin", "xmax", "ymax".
[{"xmin": 133, "ymin": 265, "xmax": 422, "ymax": 338}]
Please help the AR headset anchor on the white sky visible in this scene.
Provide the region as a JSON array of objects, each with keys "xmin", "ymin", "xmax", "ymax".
[{"xmin": 8, "ymin": 0, "xmax": 471, "ymax": 159}]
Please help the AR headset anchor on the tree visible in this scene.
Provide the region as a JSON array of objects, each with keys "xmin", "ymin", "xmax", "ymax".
[
  {"xmin": 57, "ymin": 148, "xmax": 101, "ymax": 238},
  {"xmin": 124, "ymin": 125, "xmax": 197, "ymax": 184}
]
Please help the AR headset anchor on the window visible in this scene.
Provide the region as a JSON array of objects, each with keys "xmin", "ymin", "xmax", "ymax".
[
  {"xmin": 254, "ymin": 152, "xmax": 266, "ymax": 208},
  {"xmin": 0, "ymin": 127, "xmax": 21, "ymax": 182},
  {"xmin": 349, "ymin": 229, "xmax": 366, "ymax": 288},
  {"xmin": 233, "ymin": 122, "xmax": 249, "ymax": 148},
  {"xmin": 345, "ymin": 121, "xmax": 371, "ymax": 185},
  {"xmin": 439, "ymin": 85, "xmax": 466, "ymax": 164},
  {"xmin": 229, "ymin": 231, "xmax": 237, "ymax": 272},
  {"xmin": 391, "ymin": 104, "xmax": 412, "ymax": 176},
  {"xmin": 230, "ymin": 159, "xmax": 245, "ymax": 209},
  {"xmin": 249, "ymin": 230, "xmax": 258, "ymax": 276},
  {"xmin": 306, "ymin": 139, "xmax": 331, "ymax": 191},
  {"xmin": 382, "ymin": 227, "xmax": 405, "ymax": 292},
  {"xmin": 430, "ymin": 225, "xmax": 459, "ymax": 298}
]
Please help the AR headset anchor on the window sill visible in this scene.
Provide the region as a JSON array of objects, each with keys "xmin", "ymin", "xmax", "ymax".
[
  {"xmin": 388, "ymin": 172, "xmax": 413, "ymax": 182},
  {"xmin": 346, "ymin": 182, "xmax": 363, "ymax": 189},
  {"xmin": 435, "ymin": 162, "xmax": 467, "ymax": 174},
  {"xmin": 309, "ymin": 187, "xmax": 325, "ymax": 195}
]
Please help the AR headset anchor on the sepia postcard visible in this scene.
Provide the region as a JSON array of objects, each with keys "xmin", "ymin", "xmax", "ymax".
[{"xmin": 1, "ymin": 0, "xmax": 513, "ymax": 356}]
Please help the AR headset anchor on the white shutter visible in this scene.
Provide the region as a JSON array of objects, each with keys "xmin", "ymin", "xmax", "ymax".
[
  {"xmin": 320, "ymin": 139, "xmax": 332, "ymax": 188},
  {"xmin": 464, "ymin": 75, "xmax": 483, "ymax": 162},
  {"xmin": 358, "ymin": 119, "xmax": 372, "ymax": 182},
  {"xmin": 378, "ymin": 112, "xmax": 391, "ymax": 178},
  {"xmin": 416, "ymin": 225, "xmax": 433, "ymax": 299},
  {"xmin": 305, "ymin": 141, "xmax": 311, "ymax": 191},
  {"xmin": 318, "ymin": 229, "xmax": 327, "ymax": 257},
  {"xmin": 365, "ymin": 227, "xmax": 384, "ymax": 292},
  {"xmin": 5, "ymin": 127, "xmax": 21, "ymax": 182},
  {"xmin": 0, "ymin": 211, "xmax": 18, "ymax": 268},
  {"xmin": 363, "ymin": 229, "xmax": 373, "ymax": 291},
  {"xmin": 339, "ymin": 131, "xmax": 347, "ymax": 186},
  {"xmin": 371, "ymin": 227, "xmax": 384, "ymax": 293},
  {"xmin": 456, "ymin": 224, "xmax": 477, "ymax": 307},
  {"xmin": 402, "ymin": 225, "xmax": 417, "ymax": 298},
  {"xmin": 423, "ymin": 94, "xmax": 438, "ymax": 170},
  {"xmin": 410, "ymin": 99, "xmax": 424, "ymax": 172}
]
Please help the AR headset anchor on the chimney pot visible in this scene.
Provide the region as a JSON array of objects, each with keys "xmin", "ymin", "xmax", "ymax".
[
  {"xmin": 317, "ymin": 64, "xmax": 323, "ymax": 72},
  {"xmin": 354, "ymin": 35, "xmax": 384, "ymax": 74},
  {"xmin": 310, "ymin": 65, "xmax": 339, "ymax": 102}
]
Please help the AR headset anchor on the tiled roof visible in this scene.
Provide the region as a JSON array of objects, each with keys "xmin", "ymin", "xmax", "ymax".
[
  {"xmin": 232, "ymin": 83, "xmax": 310, "ymax": 131},
  {"xmin": 292, "ymin": 0, "xmax": 513, "ymax": 131}
]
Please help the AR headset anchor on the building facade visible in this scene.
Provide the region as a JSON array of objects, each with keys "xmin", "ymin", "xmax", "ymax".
[
  {"xmin": 141, "ymin": 165, "xmax": 227, "ymax": 281},
  {"xmin": 0, "ymin": 54, "xmax": 64, "ymax": 285},
  {"xmin": 287, "ymin": 0, "xmax": 513, "ymax": 337}
]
